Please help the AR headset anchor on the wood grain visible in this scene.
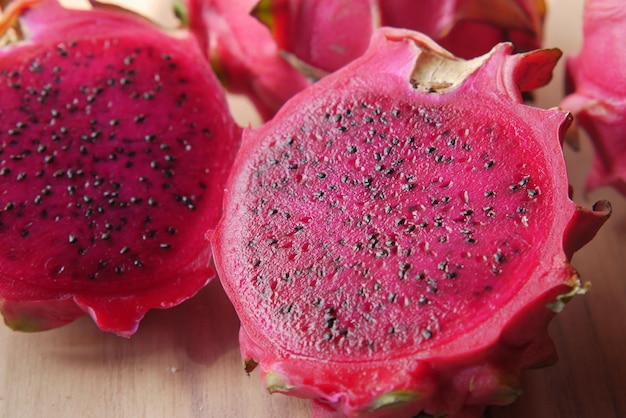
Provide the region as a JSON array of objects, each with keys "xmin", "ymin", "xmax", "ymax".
[{"xmin": 1, "ymin": 0, "xmax": 625, "ymax": 417}]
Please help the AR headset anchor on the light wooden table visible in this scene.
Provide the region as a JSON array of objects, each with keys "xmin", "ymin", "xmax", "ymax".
[{"xmin": 1, "ymin": 0, "xmax": 625, "ymax": 417}]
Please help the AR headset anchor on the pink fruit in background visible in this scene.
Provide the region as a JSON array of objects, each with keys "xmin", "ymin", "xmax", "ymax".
[
  {"xmin": 254, "ymin": 0, "xmax": 545, "ymax": 72},
  {"xmin": 183, "ymin": 0, "xmax": 311, "ymax": 121},
  {"xmin": 253, "ymin": 0, "xmax": 375, "ymax": 73},
  {"xmin": 561, "ymin": 0, "xmax": 626, "ymax": 195},
  {"xmin": 0, "ymin": 0, "xmax": 241, "ymax": 337},
  {"xmin": 211, "ymin": 28, "xmax": 610, "ymax": 417},
  {"xmin": 379, "ymin": 0, "xmax": 544, "ymax": 60}
]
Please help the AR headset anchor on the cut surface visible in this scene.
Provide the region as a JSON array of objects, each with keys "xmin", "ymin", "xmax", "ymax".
[
  {"xmin": 0, "ymin": 36, "xmax": 223, "ymax": 290},
  {"xmin": 215, "ymin": 69, "xmax": 571, "ymax": 361}
]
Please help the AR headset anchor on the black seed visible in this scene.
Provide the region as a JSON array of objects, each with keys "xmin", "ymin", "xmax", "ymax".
[
  {"xmin": 421, "ymin": 329, "xmax": 433, "ymax": 340},
  {"xmin": 519, "ymin": 175, "xmax": 530, "ymax": 186},
  {"xmin": 68, "ymin": 234, "xmax": 77, "ymax": 244},
  {"xmin": 160, "ymin": 243, "xmax": 171, "ymax": 249},
  {"xmin": 484, "ymin": 160, "xmax": 495, "ymax": 168}
]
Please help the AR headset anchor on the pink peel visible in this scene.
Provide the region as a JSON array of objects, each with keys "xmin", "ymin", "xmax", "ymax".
[
  {"xmin": 183, "ymin": 0, "xmax": 311, "ymax": 121},
  {"xmin": 561, "ymin": 0, "xmax": 626, "ymax": 195},
  {"xmin": 255, "ymin": 0, "xmax": 545, "ymax": 73}
]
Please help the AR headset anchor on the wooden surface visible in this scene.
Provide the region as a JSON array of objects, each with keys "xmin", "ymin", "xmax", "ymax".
[{"xmin": 1, "ymin": 0, "xmax": 625, "ymax": 417}]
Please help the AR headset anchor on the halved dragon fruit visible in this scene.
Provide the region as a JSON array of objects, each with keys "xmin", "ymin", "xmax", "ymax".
[
  {"xmin": 211, "ymin": 28, "xmax": 610, "ymax": 417},
  {"xmin": 254, "ymin": 0, "xmax": 545, "ymax": 72},
  {"xmin": 561, "ymin": 0, "xmax": 626, "ymax": 195},
  {"xmin": 0, "ymin": 0, "xmax": 241, "ymax": 337},
  {"xmin": 182, "ymin": 0, "xmax": 312, "ymax": 121}
]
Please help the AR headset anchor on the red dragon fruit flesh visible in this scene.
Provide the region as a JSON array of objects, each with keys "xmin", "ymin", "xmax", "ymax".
[
  {"xmin": 561, "ymin": 0, "xmax": 626, "ymax": 196},
  {"xmin": 211, "ymin": 28, "xmax": 610, "ymax": 417},
  {"xmin": 0, "ymin": 0, "xmax": 241, "ymax": 337}
]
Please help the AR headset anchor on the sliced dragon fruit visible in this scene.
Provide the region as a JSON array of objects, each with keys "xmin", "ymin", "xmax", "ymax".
[
  {"xmin": 561, "ymin": 0, "xmax": 626, "ymax": 195},
  {"xmin": 254, "ymin": 0, "xmax": 545, "ymax": 72},
  {"xmin": 211, "ymin": 28, "xmax": 610, "ymax": 417},
  {"xmin": 0, "ymin": 0, "xmax": 241, "ymax": 337},
  {"xmin": 182, "ymin": 0, "xmax": 312, "ymax": 121}
]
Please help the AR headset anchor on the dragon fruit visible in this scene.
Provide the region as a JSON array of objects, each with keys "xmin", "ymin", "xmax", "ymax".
[
  {"xmin": 254, "ymin": 0, "xmax": 545, "ymax": 72},
  {"xmin": 561, "ymin": 0, "xmax": 626, "ymax": 195},
  {"xmin": 211, "ymin": 27, "xmax": 610, "ymax": 417},
  {"xmin": 182, "ymin": 0, "xmax": 311, "ymax": 121},
  {"xmin": 0, "ymin": 0, "xmax": 241, "ymax": 337}
]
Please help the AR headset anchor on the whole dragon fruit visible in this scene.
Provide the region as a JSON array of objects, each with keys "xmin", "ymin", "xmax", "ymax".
[
  {"xmin": 561, "ymin": 0, "xmax": 626, "ymax": 195},
  {"xmin": 0, "ymin": 0, "xmax": 240, "ymax": 337},
  {"xmin": 182, "ymin": 0, "xmax": 312, "ymax": 121},
  {"xmin": 211, "ymin": 28, "xmax": 610, "ymax": 417},
  {"xmin": 254, "ymin": 0, "xmax": 545, "ymax": 72}
]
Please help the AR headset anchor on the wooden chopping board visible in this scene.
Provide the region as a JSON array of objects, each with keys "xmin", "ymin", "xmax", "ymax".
[{"xmin": 1, "ymin": 0, "xmax": 625, "ymax": 417}]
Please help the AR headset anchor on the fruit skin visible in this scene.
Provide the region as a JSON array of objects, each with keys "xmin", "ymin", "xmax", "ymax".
[
  {"xmin": 254, "ymin": 0, "xmax": 545, "ymax": 72},
  {"xmin": 0, "ymin": 0, "xmax": 241, "ymax": 337},
  {"xmin": 561, "ymin": 0, "xmax": 626, "ymax": 195},
  {"xmin": 211, "ymin": 27, "xmax": 610, "ymax": 417},
  {"xmin": 183, "ymin": 0, "xmax": 312, "ymax": 121}
]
